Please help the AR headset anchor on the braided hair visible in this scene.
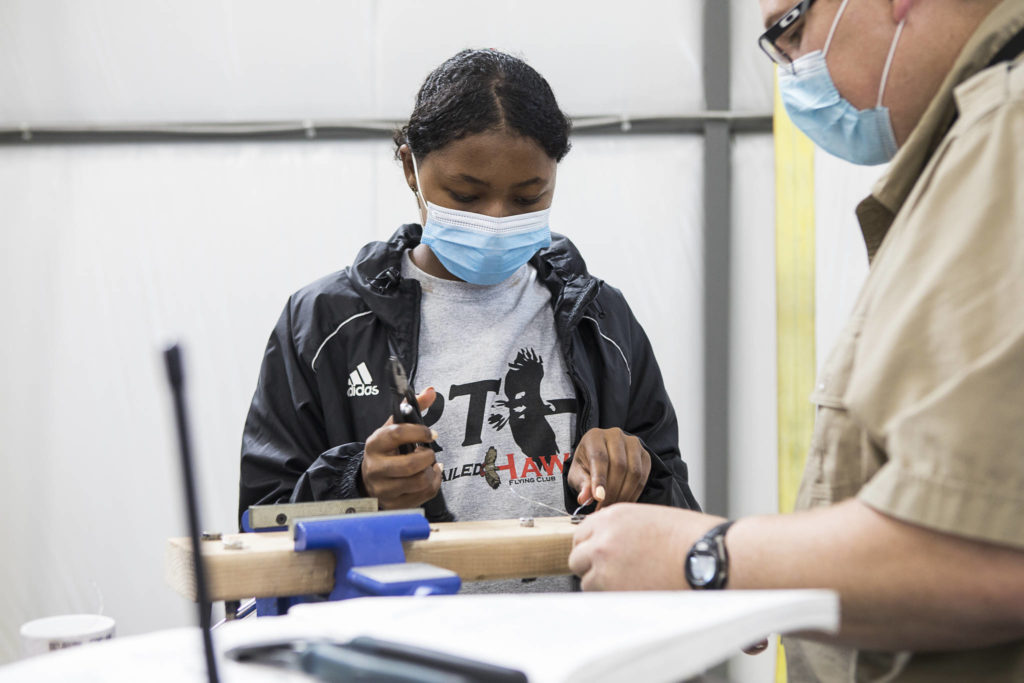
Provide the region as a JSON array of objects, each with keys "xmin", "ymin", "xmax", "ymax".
[{"xmin": 394, "ymin": 49, "xmax": 572, "ymax": 162}]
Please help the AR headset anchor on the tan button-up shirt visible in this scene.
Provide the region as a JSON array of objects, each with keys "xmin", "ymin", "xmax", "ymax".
[{"xmin": 785, "ymin": 1, "xmax": 1024, "ymax": 680}]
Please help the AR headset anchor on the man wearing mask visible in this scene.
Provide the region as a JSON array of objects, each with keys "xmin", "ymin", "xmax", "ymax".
[{"xmin": 569, "ymin": 0, "xmax": 1024, "ymax": 680}]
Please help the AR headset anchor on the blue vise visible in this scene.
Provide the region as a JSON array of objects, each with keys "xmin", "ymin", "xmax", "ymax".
[{"xmin": 255, "ymin": 510, "xmax": 461, "ymax": 616}]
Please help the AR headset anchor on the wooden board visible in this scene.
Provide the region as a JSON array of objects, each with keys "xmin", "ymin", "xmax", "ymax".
[{"xmin": 165, "ymin": 516, "xmax": 576, "ymax": 602}]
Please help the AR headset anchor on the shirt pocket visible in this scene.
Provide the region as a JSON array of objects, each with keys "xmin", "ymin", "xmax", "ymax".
[{"xmin": 798, "ymin": 317, "xmax": 870, "ymax": 507}]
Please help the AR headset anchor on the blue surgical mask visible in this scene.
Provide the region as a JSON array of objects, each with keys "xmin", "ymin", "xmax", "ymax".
[
  {"xmin": 778, "ymin": 0, "xmax": 906, "ymax": 166},
  {"xmin": 410, "ymin": 150, "xmax": 551, "ymax": 285}
]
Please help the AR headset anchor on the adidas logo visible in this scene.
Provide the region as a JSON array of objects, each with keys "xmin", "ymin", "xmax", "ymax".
[{"xmin": 347, "ymin": 362, "xmax": 380, "ymax": 397}]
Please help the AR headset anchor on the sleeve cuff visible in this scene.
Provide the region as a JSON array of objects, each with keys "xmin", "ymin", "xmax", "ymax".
[{"xmin": 858, "ymin": 459, "xmax": 1024, "ymax": 550}]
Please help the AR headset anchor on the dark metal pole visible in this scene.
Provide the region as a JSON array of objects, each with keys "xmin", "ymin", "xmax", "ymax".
[
  {"xmin": 702, "ymin": 0, "xmax": 732, "ymax": 517},
  {"xmin": 0, "ymin": 115, "xmax": 772, "ymax": 146},
  {"xmin": 164, "ymin": 344, "xmax": 220, "ymax": 683}
]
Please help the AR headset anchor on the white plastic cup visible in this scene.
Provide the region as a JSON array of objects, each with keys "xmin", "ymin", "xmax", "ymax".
[{"xmin": 20, "ymin": 614, "xmax": 116, "ymax": 658}]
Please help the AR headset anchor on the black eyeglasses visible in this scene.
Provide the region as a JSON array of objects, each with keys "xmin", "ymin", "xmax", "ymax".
[{"xmin": 758, "ymin": 0, "xmax": 819, "ymax": 74}]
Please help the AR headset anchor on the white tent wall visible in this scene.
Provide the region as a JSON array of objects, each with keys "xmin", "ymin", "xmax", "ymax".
[
  {"xmin": 0, "ymin": 0, "xmax": 791, "ymax": 677},
  {"xmin": 0, "ymin": 0, "xmax": 706, "ymax": 124},
  {"xmin": 725, "ymin": 132, "xmax": 781, "ymax": 683},
  {"xmin": 731, "ymin": 0, "xmax": 776, "ymax": 113},
  {"xmin": 814, "ymin": 149, "xmax": 876, "ymax": 367},
  {"xmin": 0, "ymin": 135, "xmax": 707, "ymax": 665},
  {"xmin": 725, "ymin": 3, "xmax": 779, "ymax": 678}
]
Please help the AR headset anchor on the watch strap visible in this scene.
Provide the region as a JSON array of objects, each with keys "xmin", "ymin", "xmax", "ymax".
[{"xmin": 686, "ymin": 519, "xmax": 736, "ymax": 590}]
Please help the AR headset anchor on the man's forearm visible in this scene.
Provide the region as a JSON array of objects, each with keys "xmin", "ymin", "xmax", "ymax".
[{"xmin": 727, "ymin": 499, "xmax": 1024, "ymax": 651}]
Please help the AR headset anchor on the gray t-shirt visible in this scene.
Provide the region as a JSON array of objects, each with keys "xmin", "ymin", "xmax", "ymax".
[{"xmin": 401, "ymin": 250, "xmax": 577, "ymax": 593}]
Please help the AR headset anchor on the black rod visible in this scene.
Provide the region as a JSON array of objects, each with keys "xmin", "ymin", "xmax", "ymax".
[
  {"xmin": 0, "ymin": 115, "xmax": 772, "ymax": 146},
  {"xmin": 702, "ymin": 0, "xmax": 733, "ymax": 518},
  {"xmin": 164, "ymin": 343, "xmax": 220, "ymax": 683}
]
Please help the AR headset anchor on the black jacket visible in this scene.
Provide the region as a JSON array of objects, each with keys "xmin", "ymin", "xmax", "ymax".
[{"xmin": 239, "ymin": 224, "xmax": 700, "ymax": 522}]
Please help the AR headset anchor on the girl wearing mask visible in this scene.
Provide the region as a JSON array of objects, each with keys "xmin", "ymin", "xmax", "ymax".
[{"xmin": 239, "ymin": 49, "xmax": 698, "ymax": 591}]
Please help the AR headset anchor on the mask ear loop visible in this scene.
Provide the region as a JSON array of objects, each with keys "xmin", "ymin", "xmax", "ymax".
[
  {"xmin": 409, "ymin": 145, "xmax": 427, "ymax": 215},
  {"xmin": 822, "ymin": 0, "xmax": 854, "ymax": 58},
  {"xmin": 876, "ymin": 19, "xmax": 907, "ymax": 108}
]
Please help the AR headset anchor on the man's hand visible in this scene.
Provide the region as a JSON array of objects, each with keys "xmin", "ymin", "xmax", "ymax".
[
  {"xmin": 567, "ymin": 428, "xmax": 652, "ymax": 509},
  {"xmin": 360, "ymin": 388, "xmax": 442, "ymax": 510},
  {"xmin": 569, "ymin": 503, "xmax": 724, "ymax": 590}
]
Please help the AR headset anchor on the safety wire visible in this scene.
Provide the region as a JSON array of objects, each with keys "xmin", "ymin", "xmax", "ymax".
[
  {"xmin": 500, "ymin": 481, "xmax": 594, "ymax": 518},
  {"xmin": 500, "ymin": 481, "xmax": 571, "ymax": 517}
]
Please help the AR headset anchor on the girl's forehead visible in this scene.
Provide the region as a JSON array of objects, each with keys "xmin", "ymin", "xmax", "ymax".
[
  {"xmin": 423, "ymin": 131, "xmax": 556, "ymax": 181},
  {"xmin": 431, "ymin": 130, "xmax": 545, "ymax": 159}
]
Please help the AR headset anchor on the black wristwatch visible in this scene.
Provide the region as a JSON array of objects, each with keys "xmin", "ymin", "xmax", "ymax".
[{"xmin": 684, "ymin": 520, "xmax": 736, "ymax": 590}]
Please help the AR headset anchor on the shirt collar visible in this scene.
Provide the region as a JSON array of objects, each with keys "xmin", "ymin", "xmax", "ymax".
[{"xmin": 856, "ymin": 0, "xmax": 1024, "ymax": 261}]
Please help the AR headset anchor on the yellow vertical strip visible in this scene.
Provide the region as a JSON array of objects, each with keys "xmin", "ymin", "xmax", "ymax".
[{"xmin": 773, "ymin": 70, "xmax": 816, "ymax": 683}]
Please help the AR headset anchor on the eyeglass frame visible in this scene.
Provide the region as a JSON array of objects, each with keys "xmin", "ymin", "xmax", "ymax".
[{"xmin": 758, "ymin": 0, "xmax": 820, "ymax": 71}]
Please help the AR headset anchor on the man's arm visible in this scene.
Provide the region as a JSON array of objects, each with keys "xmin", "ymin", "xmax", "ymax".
[{"xmin": 569, "ymin": 500, "xmax": 1024, "ymax": 651}]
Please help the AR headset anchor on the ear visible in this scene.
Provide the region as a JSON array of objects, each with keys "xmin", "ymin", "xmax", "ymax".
[
  {"xmin": 398, "ymin": 144, "xmax": 417, "ymax": 192},
  {"xmin": 892, "ymin": 0, "xmax": 916, "ymax": 22}
]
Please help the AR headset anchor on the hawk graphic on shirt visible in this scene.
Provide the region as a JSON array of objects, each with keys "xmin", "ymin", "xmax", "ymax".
[
  {"xmin": 488, "ymin": 348, "xmax": 567, "ymax": 468},
  {"xmin": 482, "ymin": 446, "xmax": 501, "ymax": 490}
]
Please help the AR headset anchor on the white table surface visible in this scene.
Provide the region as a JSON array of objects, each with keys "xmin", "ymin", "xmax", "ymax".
[{"xmin": 0, "ymin": 590, "xmax": 839, "ymax": 683}]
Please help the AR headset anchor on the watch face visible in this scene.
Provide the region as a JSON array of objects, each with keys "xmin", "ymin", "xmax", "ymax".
[{"xmin": 687, "ymin": 551, "xmax": 717, "ymax": 586}]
